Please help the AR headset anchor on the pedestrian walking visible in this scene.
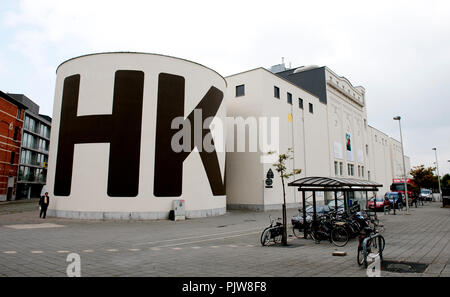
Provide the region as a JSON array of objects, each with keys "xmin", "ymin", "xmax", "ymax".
[
  {"xmin": 397, "ymin": 193, "xmax": 404, "ymax": 210},
  {"xmin": 39, "ymin": 192, "xmax": 50, "ymax": 219}
]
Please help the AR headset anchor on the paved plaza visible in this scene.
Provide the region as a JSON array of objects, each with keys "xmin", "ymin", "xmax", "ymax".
[{"xmin": 0, "ymin": 200, "xmax": 449, "ymax": 277}]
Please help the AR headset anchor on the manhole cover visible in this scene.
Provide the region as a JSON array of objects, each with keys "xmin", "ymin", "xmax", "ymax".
[{"xmin": 381, "ymin": 260, "xmax": 428, "ymax": 273}]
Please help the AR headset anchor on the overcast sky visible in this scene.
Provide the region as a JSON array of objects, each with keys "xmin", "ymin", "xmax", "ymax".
[{"xmin": 1, "ymin": 0, "xmax": 449, "ymax": 174}]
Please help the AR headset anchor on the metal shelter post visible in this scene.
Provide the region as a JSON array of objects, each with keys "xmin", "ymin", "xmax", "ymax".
[
  {"xmin": 344, "ymin": 191, "xmax": 348, "ymax": 214},
  {"xmin": 334, "ymin": 191, "xmax": 338, "ymax": 210},
  {"xmin": 365, "ymin": 191, "xmax": 369, "ymax": 210},
  {"xmin": 312, "ymin": 191, "xmax": 317, "ymax": 223},
  {"xmin": 302, "ymin": 191, "xmax": 307, "ymax": 239}
]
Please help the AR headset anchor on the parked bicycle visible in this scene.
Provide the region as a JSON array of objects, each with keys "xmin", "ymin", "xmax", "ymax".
[
  {"xmin": 292, "ymin": 211, "xmax": 349, "ymax": 246},
  {"xmin": 291, "ymin": 212, "xmax": 312, "ymax": 239},
  {"xmin": 292, "ymin": 205, "xmax": 384, "ymax": 248},
  {"xmin": 357, "ymin": 227, "xmax": 385, "ymax": 267},
  {"xmin": 311, "ymin": 213, "xmax": 349, "ymax": 247},
  {"xmin": 261, "ymin": 215, "xmax": 283, "ymax": 246}
]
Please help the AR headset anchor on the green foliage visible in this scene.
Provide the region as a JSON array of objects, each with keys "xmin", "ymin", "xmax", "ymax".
[
  {"xmin": 410, "ymin": 165, "xmax": 437, "ymax": 190},
  {"xmin": 269, "ymin": 148, "xmax": 302, "ymax": 179},
  {"xmin": 442, "ymin": 174, "xmax": 450, "ymax": 188}
]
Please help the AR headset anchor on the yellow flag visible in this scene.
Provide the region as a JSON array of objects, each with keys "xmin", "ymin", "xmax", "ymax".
[{"xmin": 288, "ymin": 113, "xmax": 293, "ymax": 123}]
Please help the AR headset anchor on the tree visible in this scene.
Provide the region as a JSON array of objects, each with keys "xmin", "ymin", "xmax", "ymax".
[
  {"xmin": 441, "ymin": 174, "xmax": 450, "ymax": 188},
  {"xmin": 269, "ymin": 148, "xmax": 302, "ymax": 246},
  {"xmin": 410, "ymin": 165, "xmax": 436, "ymax": 190}
]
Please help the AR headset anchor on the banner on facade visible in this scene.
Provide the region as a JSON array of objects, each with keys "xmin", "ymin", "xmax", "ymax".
[{"xmin": 346, "ymin": 132, "xmax": 353, "ymax": 161}]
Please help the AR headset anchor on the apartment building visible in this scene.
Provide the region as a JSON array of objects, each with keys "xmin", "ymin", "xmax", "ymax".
[{"xmin": 8, "ymin": 94, "xmax": 51, "ymax": 199}]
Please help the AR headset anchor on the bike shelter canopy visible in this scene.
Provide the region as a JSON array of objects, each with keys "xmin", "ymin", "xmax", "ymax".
[
  {"xmin": 288, "ymin": 176, "xmax": 382, "ymax": 192},
  {"xmin": 288, "ymin": 177, "xmax": 383, "ymax": 239}
]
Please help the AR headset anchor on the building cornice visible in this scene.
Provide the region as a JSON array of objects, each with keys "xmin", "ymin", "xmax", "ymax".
[{"xmin": 325, "ymin": 68, "xmax": 365, "ymax": 107}]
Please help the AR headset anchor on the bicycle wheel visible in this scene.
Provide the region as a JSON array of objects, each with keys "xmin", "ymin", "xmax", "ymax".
[
  {"xmin": 274, "ymin": 234, "xmax": 282, "ymax": 243},
  {"xmin": 274, "ymin": 227, "xmax": 283, "ymax": 243},
  {"xmin": 331, "ymin": 226, "xmax": 349, "ymax": 247},
  {"xmin": 260, "ymin": 228, "xmax": 271, "ymax": 246},
  {"xmin": 357, "ymin": 247, "xmax": 365, "ymax": 266},
  {"xmin": 292, "ymin": 225, "xmax": 304, "ymax": 239},
  {"xmin": 363, "ymin": 239, "xmax": 372, "ymax": 268},
  {"xmin": 372, "ymin": 235, "xmax": 385, "ymax": 252},
  {"xmin": 309, "ymin": 230, "xmax": 317, "ymax": 242}
]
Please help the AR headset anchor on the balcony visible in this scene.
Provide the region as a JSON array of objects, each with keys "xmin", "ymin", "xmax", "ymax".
[
  {"xmin": 22, "ymin": 143, "xmax": 49, "ymax": 154},
  {"xmin": 20, "ymin": 159, "xmax": 46, "ymax": 167},
  {"xmin": 17, "ymin": 174, "xmax": 47, "ymax": 184}
]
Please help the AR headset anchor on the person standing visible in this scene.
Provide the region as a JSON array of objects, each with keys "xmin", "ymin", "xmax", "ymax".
[{"xmin": 39, "ymin": 192, "xmax": 50, "ymax": 219}]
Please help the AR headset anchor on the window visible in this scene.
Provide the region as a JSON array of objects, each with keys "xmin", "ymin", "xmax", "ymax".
[
  {"xmin": 287, "ymin": 92, "xmax": 292, "ymax": 104},
  {"xmin": 10, "ymin": 152, "xmax": 15, "ymax": 165},
  {"xmin": 362, "ymin": 166, "xmax": 365, "ymax": 178},
  {"xmin": 368, "ymin": 171, "xmax": 371, "ymax": 181},
  {"xmin": 13, "ymin": 127, "xmax": 19, "ymax": 141},
  {"xmin": 235, "ymin": 85, "xmax": 245, "ymax": 97},
  {"xmin": 347, "ymin": 164, "xmax": 354, "ymax": 176},
  {"xmin": 274, "ymin": 86, "xmax": 280, "ymax": 99},
  {"xmin": 22, "ymin": 133, "xmax": 28, "ymax": 147},
  {"xmin": 366, "ymin": 144, "xmax": 369, "ymax": 155},
  {"xmin": 339, "ymin": 162, "xmax": 343, "ymax": 176},
  {"xmin": 298, "ymin": 98, "xmax": 303, "ymax": 109},
  {"xmin": 334, "ymin": 161, "xmax": 339, "ymax": 176},
  {"xmin": 358, "ymin": 165, "xmax": 361, "ymax": 177},
  {"xmin": 38, "ymin": 139, "xmax": 48, "ymax": 151},
  {"xmin": 309, "ymin": 103, "xmax": 314, "ymax": 113},
  {"xmin": 24, "ymin": 117, "xmax": 29, "ymax": 130},
  {"xmin": 16, "ymin": 108, "xmax": 21, "ymax": 119},
  {"xmin": 40, "ymin": 125, "xmax": 50, "ymax": 138},
  {"xmin": 29, "ymin": 118, "xmax": 35, "ymax": 133}
]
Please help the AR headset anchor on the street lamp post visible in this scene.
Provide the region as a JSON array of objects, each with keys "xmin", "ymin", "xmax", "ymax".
[
  {"xmin": 432, "ymin": 148, "xmax": 442, "ymax": 203},
  {"xmin": 393, "ymin": 116, "xmax": 409, "ymax": 214}
]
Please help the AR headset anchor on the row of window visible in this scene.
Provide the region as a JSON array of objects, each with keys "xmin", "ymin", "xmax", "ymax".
[
  {"xmin": 374, "ymin": 134, "xmax": 389, "ymax": 146},
  {"xmin": 274, "ymin": 86, "xmax": 314, "ymax": 113},
  {"xmin": 18, "ymin": 166, "xmax": 47, "ymax": 183},
  {"xmin": 22, "ymin": 132, "xmax": 49, "ymax": 152},
  {"xmin": 235, "ymin": 84, "xmax": 314, "ymax": 114},
  {"xmin": 23, "ymin": 116, "xmax": 50, "ymax": 138},
  {"xmin": 20, "ymin": 149, "xmax": 48, "ymax": 167},
  {"xmin": 334, "ymin": 161, "xmax": 368, "ymax": 179}
]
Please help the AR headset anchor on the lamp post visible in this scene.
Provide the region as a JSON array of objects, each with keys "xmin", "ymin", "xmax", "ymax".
[
  {"xmin": 393, "ymin": 116, "xmax": 409, "ymax": 214},
  {"xmin": 432, "ymin": 148, "xmax": 442, "ymax": 203}
]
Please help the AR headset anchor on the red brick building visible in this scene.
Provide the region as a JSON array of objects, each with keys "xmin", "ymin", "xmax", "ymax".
[{"xmin": 0, "ymin": 91, "xmax": 27, "ymax": 201}]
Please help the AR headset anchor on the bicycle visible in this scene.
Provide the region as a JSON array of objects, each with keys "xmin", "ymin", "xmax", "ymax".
[
  {"xmin": 261, "ymin": 215, "xmax": 283, "ymax": 246},
  {"xmin": 291, "ymin": 212, "xmax": 312, "ymax": 239},
  {"xmin": 357, "ymin": 228, "xmax": 385, "ymax": 267},
  {"xmin": 310, "ymin": 213, "xmax": 349, "ymax": 247}
]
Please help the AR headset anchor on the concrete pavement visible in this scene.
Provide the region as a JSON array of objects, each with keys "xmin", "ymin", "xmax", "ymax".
[{"xmin": 0, "ymin": 201, "xmax": 449, "ymax": 277}]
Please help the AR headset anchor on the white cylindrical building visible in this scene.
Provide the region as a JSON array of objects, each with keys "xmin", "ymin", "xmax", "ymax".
[{"xmin": 47, "ymin": 52, "xmax": 227, "ymax": 219}]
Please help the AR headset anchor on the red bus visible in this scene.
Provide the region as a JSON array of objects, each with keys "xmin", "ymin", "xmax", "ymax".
[{"xmin": 390, "ymin": 179, "xmax": 417, "ymax": 204}]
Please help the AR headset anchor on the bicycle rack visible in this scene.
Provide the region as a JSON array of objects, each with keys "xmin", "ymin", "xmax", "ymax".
[{"xmin": 362, "ymin": 233, "xmax": 384, "ymax": 268}]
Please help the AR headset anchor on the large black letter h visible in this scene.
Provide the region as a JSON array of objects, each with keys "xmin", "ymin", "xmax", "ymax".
[{"xmin": 54, "ymin": 71, "xmax": 144, "ymax": 197}]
